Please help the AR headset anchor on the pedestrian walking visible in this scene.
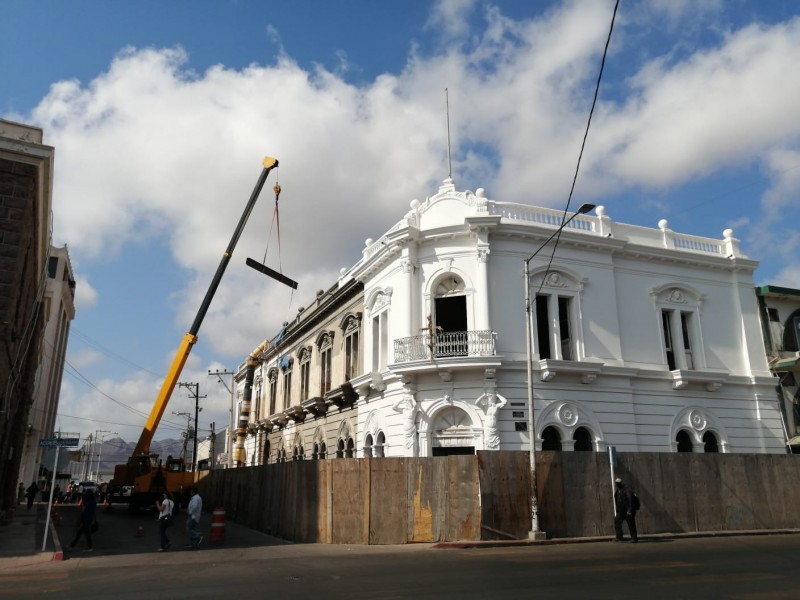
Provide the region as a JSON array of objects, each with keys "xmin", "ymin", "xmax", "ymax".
[
  {"xmin": 184, "ymin": 487, "xmax": 203, "ymax": 549},
  {"xmin": 613, "ymin": 477, "xmax": 638, "ymax": 543},
  {"xmin": 69, "ymin": 489, "xmax": 97, "ymax": 552},
  {"xmin": 156, "ymin": 491, "xmax": 175, "ymax": 551},
  {"xmin": 25, "ymin": 482, "xmax": 39, "ymax": 510}
]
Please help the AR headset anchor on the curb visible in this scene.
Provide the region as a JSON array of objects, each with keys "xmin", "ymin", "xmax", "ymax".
[{"xmin": 432, "ymin": 528, "xmax": 800, "ymax": 549}]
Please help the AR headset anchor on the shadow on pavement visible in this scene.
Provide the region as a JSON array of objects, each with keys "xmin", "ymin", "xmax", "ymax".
[{"xmin": 53, "ymin": 503, "xmax": 288, "ymax": 559}]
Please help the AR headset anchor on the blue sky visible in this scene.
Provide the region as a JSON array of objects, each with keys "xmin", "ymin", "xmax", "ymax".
[{"xmin": 3, "ymin": 0, "xmax": 799, "ymax": 449}]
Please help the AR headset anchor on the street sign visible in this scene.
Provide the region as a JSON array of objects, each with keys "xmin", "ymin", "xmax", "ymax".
[{"xmin": 38, "ymin": 438, "xmax": 79, "ymax": 448}]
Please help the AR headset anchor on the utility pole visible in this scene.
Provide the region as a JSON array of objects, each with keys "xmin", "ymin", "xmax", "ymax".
[
  {"xmin": 92, "ymin": 431, "xmax": 116, "ymax": 482},
  {"xmin": 90, "ymin": 430, "xmax": 112, "ymax": 481},
  {"xmin": 209, "ymin": 422, "xmax": 216, "ymax": 470},
  {"xmin": 209, "ymin": 369, "xmax": 235, "ymax": 468},
  {"xmin": 172, "ymin": 411, "xmax": 193, "ymax": 462},
  {"xmin": 82, "ymin": 433, "xmax": 93, "ymax": 481},
  {"xmin": 178, "ymin": 382, "xmax": 205, "ymax": 471}
]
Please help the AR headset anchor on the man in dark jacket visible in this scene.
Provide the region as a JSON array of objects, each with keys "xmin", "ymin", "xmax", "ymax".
[
  {"xmin": 613, "ymin": 478, "xmax": 638, "ymax": 543},
  {"xmin": 68, "ymin": 490, "xmax": 97, "ymax": 552}
]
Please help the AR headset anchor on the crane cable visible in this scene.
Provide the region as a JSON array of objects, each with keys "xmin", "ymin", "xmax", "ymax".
[
  {"xmin": 261, "ymin": 175, "xmax": 284, "ymax": 274},
  {"xmin": 258, "ymin": 170, "xmax": 296, "ymax": 323}
]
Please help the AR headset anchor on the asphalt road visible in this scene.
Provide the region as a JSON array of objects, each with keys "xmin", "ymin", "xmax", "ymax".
[{"xmin": 2, "ymin": 506, "xmax": 800, "ymax": 599}]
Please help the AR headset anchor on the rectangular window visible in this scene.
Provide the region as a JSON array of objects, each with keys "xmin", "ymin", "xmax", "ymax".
[
  {"xmin": 535, "ymin": 294, "xmax": 551, "ymax": 359},
  {"xmin": 345, "ymin": 330, "xmax": 359, "ymax": 380},
  {"xmin": 662, "ymin": 309, "xmax": 695, "ymax": 370},
  {"xmin": 558, "ymin": 296, "xmax": 572, "ymax": 361},
  {"xmin": 681, "ymin": 312, "xmax": 694, "ymax": 370},
  {"xmin": 254, "ymin": 387, "xmax": 262, "ymax": 420},
  {"xmin": 662, "ymin": 310, "xmax": 676, "ymax": 370},
  {"xmin": 320, "ymin": 346, "xmax": 332, "ymax": 395},
  {"xmin": 269, "ymin": 377, "xmax": 277, "ymax": 415},
  {"xmin": 372, "ymin": 313, "xmax": 387, "ymax": 370},
  {"xmin": 283, "ymin": 370, "xmax": 292, "ymax": 407},
  {"xmin": 300, "ymin": 360, "xmax": 310, "ymax": 400}
]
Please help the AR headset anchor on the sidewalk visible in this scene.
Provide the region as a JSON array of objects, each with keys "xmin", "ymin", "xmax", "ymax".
[
  {"xmin": 4, "ymin": 501, "xmax": 800, "ymax": 566},
  {"xmin": 0, "ymin": 502, "xmax": 61, "ymax": 568}
]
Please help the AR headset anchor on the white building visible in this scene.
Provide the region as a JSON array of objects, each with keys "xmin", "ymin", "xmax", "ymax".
[
  {"xmin": 240, "ymin": 178, "xmax": 784, "ymax": 461},
  {"xmin": 18, "ymin": 244, "xmax": 76, "ymax": 486}
]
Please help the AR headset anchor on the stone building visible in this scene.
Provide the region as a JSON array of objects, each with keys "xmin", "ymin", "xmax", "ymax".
[
  {"xmin": 0, "ymin": 119, "xmax": 55, "ymax": 510},
  {"xmin": 237, "ymin": 277, "xmax": 363, "ymax": 464},
  {"xmin": 236, "ymin": 177, "xmax": 784, "ymax": 463}
]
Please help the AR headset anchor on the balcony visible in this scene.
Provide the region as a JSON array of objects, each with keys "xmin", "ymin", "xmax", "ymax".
[{"xmin": 394, "ymin": 330, "xmax": 497, "ymax": 363}]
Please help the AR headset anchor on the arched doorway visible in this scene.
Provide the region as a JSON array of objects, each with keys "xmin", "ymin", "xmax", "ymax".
[
  {"xmin": 430, "ymin": 406, "xmax": 475, "ymax": 456},
  {"xmin": 433, "ymin": 275, "xmax": 468, "ymax": 357}
]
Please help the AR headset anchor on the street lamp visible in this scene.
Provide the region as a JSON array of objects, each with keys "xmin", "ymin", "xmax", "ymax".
[{"xmin": 524, "ymin": 202, "xmax": 595, "ymax": 539}]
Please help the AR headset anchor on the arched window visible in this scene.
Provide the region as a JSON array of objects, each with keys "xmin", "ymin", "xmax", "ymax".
[
  {"xmin": 319, "ymin": 441, "xmax": 327, "ymax": 459},
  {"xmin": 376, "ymin": 432, "xmax": 386, "ymax": 458},
  {"xmin": 676, "ymin": 429, "xmax": 693, "ymax": 452},
  {"xmin": 573, "ymin": 427, "xmax": 593, "ymax": 451},
  {"xmin": 346, "ymin": 437, "xmax": 355, "ymax": 458},
  {"xmin": 541, "ymin": 426, "xmax": 562, "ymax": 451},
  {"xmin": 703, "ymin": 431, "xmax": 719, "ymax": 453},
  {"xmin": 264, "ymin": 440, "xmax": 271, "ymax": 464},
  {"xmin": 336, "ymin": 439, "xmax": 345, "ymax": 459},
  {"xmin": 364, "ymin": 434, "xmax": 374, "ymax": 457}
]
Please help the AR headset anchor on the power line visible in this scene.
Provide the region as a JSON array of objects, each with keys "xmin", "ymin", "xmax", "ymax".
[
  {"xmin": 538, "ymin": 0, "xmax": 619, "ymax": 289},
  {"xmin": 69, "ymin": 326, "xmax": 161, "ymax": 376}
]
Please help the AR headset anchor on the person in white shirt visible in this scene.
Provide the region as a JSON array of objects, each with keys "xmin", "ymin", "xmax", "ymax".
[
  {"xmin": 185, "ymin": 488, "xmax": 203, "ymax": 549},
  {"xmin": 156, "ymin": 491, "xmax": 174, "ymax": 551}
]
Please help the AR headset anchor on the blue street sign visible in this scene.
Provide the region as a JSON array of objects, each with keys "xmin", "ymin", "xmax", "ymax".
[{"xmin": 38, "ymin": 438, "xmax": 79, "ymax": 448}]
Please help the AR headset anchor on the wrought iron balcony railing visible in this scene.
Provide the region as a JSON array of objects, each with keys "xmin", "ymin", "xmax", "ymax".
[{"xmin": 394, "ymin": 330, "xmax": 497, "ymax": 363}]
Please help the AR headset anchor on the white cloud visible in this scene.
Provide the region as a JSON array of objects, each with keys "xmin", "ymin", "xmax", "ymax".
[{"xmin": 73, "ymin": 274, "xmax": 98, "ymax": 311}]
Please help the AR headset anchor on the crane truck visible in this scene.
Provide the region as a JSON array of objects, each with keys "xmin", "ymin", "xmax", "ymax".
[{"xmin": 109, "ymin": 157, "xmax": 279, "ymax": 513}]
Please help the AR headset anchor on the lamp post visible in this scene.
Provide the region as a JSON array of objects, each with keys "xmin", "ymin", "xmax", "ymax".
[{"xmin": 524, "ymin": 202, "xmax": 595, "ymax": 539}]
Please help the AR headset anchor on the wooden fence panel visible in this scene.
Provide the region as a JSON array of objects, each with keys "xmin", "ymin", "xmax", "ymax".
[
  {"xmin": 689, "ymin": 454, "xmax": 725, "ymax": 532},
  {"xmin": 536, "ymin": 451, "xmax": 566, "ymax": 538},
  {"xmin": 369, "ymin": 458, "xmax": 407, "ymax": 544},
  {"xmin": 407, "ymin": 458, "xmax": 446, "ymax": 542},
  {"xmin": 477, "ymin": 451, "xmax": 530, "ymax": 540},
  {"xmin": 331, "ymin": 459, "xmax": 368, "ymax": 544},
  {"xmin": 445, "ymin": 455, "xmax": 480, "ymax": 541},
  {"xmin": 721, "ymin": 455, "xmax": 757, "ymax": 530},
  {"xmin": 561, "ymin": 452, "xmax": 608, "ymax": 537}
]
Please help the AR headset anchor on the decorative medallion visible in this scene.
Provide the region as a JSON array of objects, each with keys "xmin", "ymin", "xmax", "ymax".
[
  {"xmin": 558, "ymin": 403, "xmax": 579, "ymax": 427},
  {"xmin": 689, "ymin": 410, "xmax": 707, "ymax": 431}
]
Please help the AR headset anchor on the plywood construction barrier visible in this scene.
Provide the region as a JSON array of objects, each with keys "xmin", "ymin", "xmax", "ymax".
[{"xmin": 198, "ymin": 451, "xmax": 800, "ymax": 544}]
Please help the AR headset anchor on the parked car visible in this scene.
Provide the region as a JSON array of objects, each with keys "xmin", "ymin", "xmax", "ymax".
[{"xmin": 78, "ymin": 481, "xmax": 97, "ymax": 495}]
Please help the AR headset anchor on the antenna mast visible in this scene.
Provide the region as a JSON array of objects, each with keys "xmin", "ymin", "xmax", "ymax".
[{"xmin": 445, "ymin": 88, "xmax": 452, "ymax": 179}]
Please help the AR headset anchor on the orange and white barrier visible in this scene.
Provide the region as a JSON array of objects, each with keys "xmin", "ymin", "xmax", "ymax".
[{"xmin": 210, "ymin": 507, "xmax": 226, "ymax": 542}]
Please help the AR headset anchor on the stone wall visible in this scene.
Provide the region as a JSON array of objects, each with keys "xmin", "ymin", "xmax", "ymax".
[{"xmin": 0, "ymin": 156, "xmax": 45, "ymax": 511}]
